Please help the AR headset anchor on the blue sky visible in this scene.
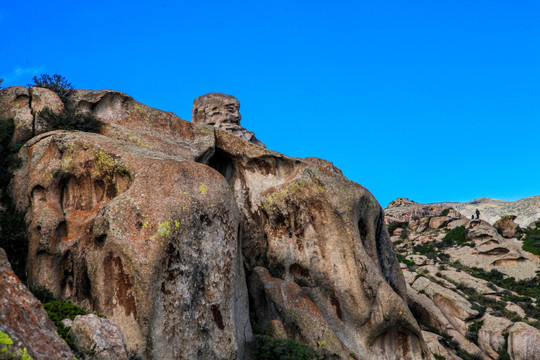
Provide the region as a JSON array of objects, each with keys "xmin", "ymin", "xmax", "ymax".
[{"xmin": 2, "ymin": 1, "xmax": 539, "ymax": 206}]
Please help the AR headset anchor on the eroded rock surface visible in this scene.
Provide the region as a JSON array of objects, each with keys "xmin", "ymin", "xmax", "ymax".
[
  {"xmin": 214, "ymin": 129, "xmax": 429, "ymax": 359},
  {"xmin": 192, "ymin": 92, "xmax": 265, "ymax": 148},
  {"xmin": 11, "ymin": 130, "xmax": 251, "ymax": 359},
  {"xmin": 493, "ymin": 215, "xmax": 521, "ymax": 239},
  {"xmin": 507, "ymin": 322, "xmax": 540, "ymax": 360},
  {"xmin": 0, "ymin": 247, "xmax": 74, "ymax": 359},
  {"xmin": 3, "ymin": 87, "xmax": 430, "ymax": 359},
  {"xmin": 70, "ymin": 314, "xmax": 128, "ymax": 360}
]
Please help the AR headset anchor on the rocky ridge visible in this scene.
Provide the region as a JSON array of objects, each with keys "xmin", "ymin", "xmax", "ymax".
[
  {"xmin": 385, "ymin": 198, "xmax": 540, "ymax": 360},
  {"xmin": 428, "ymin": 196, "xmax": 540, "ymax": 228},
  {"xmin": 0, "ymin": 87, "xmax": 431, "ymax": 359}
]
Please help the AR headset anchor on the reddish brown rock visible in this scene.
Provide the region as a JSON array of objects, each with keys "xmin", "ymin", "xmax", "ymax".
[
  {"xmin": 215, "ymin": 129, "xmax": 429, "ymax": 359},
  {"xmin": 0, "ymin": 247, "xmax": 74, "ymax": 359},
  {"xmin": 11, "ymin": 131, "xmax": 251, "ymax": 359},
  {"xmin": 493, "ymin": 215, "xmax": 521, "ymax": 239},
  {"xmin": 5, "ymin": 88, "xmax": 433, "ymax": 359},
  {"xmin": 192, "ymin": 92, "xmax": 265, "ymax": 147},
  {"xmin": 0, "ymin": 86, "xmax": 33, "ymax": 144},
  {"xmin": 28, "ymin": 87, "xmax": 64, "ymax": 134}
]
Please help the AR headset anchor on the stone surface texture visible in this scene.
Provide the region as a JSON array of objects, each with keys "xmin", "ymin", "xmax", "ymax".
[
  {"xmin": 507, "ymin": 322, "xmax": 540, "ymax": 360},
  {"xmin": 2, "ymin": 87, "xmax": 430, "ymax": 359},
  {"xmin": 0, "ymin": 247, "xmax": 74, "ymax": 359},
  {"xmin": 70, "ymin": 314, "xmax": 128, "ymax": 360},
  {"xmin": 493, "ymin": 215, "xmax": 521, "ymax": 239},
  {"xmin": 192, "ymin": 92, "xmax": 266, "ymax": 147}
]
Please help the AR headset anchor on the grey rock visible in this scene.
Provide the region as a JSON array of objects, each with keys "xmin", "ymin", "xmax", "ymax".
[{"xmin": 70, "ymin": 314, "xmax": 128, "ymax": 360}]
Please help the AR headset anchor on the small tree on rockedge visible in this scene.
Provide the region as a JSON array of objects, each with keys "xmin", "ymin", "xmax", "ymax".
[{"xmin": 28, "ymin": 74, "xmax": 72, "ymax": 102}]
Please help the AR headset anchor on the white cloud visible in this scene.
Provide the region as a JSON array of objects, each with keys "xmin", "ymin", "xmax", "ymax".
[{"xmin": 1, "ymin": 66, "xmax": 45, "ymax": 86}]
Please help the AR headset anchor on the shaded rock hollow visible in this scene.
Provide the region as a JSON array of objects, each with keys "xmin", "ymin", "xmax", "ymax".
[{"xmin": 3, "ymin": 88, "xmax": 430, "ymax": 359}]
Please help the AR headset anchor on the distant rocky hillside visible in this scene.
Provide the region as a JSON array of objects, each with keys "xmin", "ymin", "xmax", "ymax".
[
  {"xmin": 430, "ymin": 196, "xmax": 540, "ymax": 228},
  {"xmin": 385, "ymin": 200, "xmax": 540, "ymax": 360}
]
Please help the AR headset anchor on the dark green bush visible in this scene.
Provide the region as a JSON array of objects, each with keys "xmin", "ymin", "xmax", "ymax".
[
  {"xmin": 466, "ymin": 320, "xmax": 483, "ymax": 344},
  {"xmin": 39, "ymin": 107, "xmax": 104, "ymax": 133},
  {"xmin": 520, "ymin": 223, "xmax": 540, "ymax": 256},
  {"xmin": 496, "ymin": 334, "xmax": 510, "ymax": 360},
  {"xmin": 251, "ymin": 335, "xmax": 320, "ymax": 360},
  {"xmin": 28, "ymin": 74, "xmax": 72, "ymax": 103},
  {"xmin": 43, "ymin": 300, "xmax": 87, "ymax": 349},
  {"xmin": 397, "ymin": 254, "xmax": 417, "ymax": 269},
  {"xmin": 441, "ymin": 226, "xmax": 471, "ymax": 247}
]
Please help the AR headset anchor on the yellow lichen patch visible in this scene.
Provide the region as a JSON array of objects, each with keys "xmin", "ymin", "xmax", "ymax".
[
  {"xmin": 261, "ymin": 178, "xmax": 312, "ymax": 211},
  {"xmin": 94, "ymin": 150, "xmax": 131, "ymax": 179},
  {"xmin": 60, "ymin": 143, "xmax": 76, "ymax": 172},
  {"xmin": 134, "ymin": 103, "xmax": 157, "ymax": 127},
  {"xmin": 157, "ymin": 221, "xmax": 172, "ymax": 237},
  {"xmin": 199, "ymin": 183, "xmax": 208, "ymax": 195},
  {"xmin": 127, "ymin": 134, "xmax": 153, "ymax": 149},
  {"xmin": 0, "ymin": 330, "xmax": 33, "ymax": 360}
]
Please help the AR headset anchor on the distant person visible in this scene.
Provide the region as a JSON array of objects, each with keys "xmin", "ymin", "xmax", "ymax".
[
  {"xmin": 475, "ymin": 209, "xmax": 480, "ymax": 219},
  {"xmin": 471, "ymin": 214, "xmax": 474, "ymax": 219}
]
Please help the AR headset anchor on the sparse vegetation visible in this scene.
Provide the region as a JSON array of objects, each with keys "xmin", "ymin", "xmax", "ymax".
[
  {"xmin": 39, "ymin": 106, "xmax": 104, "ymax": 133},
  {"xmin": 251, "ymin": 335, "xmax": 321, "ymax": 360},
  {"xmin": 28, "ymin": 74, "xmax": 72, "ymax": 103},
  {"xmin": 466, "ymin": 320, "xmax": 483, "ymax": 344},
  {"xmin": 496, "ymin": 334, "xmax": 510, "ymax": 360},
  {"xmin": 440, "ymin": 208, "xmax": 451, "ymax": 217},
  {"xmin": 27, "ymin": 73, "xmax": 104, "ymax": 133},
  {"xmin": 441, "ymin": 226, "xmax": 471, "ymax": 247},
  {"xmin": 250, "ymin": 321, "xmax": 329, "ymax": 360}
]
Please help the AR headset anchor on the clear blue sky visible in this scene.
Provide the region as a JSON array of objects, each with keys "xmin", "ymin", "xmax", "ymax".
[{"xmin": 2, "ymin": 1, "xmax": 539, "ymax": 206}]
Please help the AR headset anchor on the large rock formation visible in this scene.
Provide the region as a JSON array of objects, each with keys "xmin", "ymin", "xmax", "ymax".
[{"xmin": 2, "ymin": 86, "xmax": 430, "ymax": 359}]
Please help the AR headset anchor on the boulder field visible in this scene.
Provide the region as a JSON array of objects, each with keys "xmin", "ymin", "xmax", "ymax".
[
  {"xmin": 1, "ymin": 87, "xmax": 430, "ymax": 359},
  {"xmin": 386, "ymin": 198, "xmax": 540, "ymax": 360}
]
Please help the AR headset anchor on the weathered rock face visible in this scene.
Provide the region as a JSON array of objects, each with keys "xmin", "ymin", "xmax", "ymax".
[
  {"xmin": 493, "ymin": 215, "xmax": 521, "ymax": 239},
  {"xmin": 214, "ymin": 129, "xmax": 428, "ymax": 359},
  {"xmin": 11, "ymin": 130, "xmax": 251, "ymax": 359},
  {"xmin": 70, "ymin": 314, "xmax": 128, "ymax": 360},
  {"xmin": 0, "ymin": 247, "xmax": 74, "ymax": 359},
  {"xmin": 192, "ymin": 92, "xmax": 266, "ymax": 147},
  {"xmin": 507, "ymin": 322, "xmax": 540, "ymax": 360},
  {"xmin": 0, "ymin": 86, "xmax": 64, "ymax": 145},
  {"xmin": 477, "ymin": 314, "xmax": 512, "ymax": 359},
  {"xmin": 4, "ymin": 86, "xmax": 429, "ymax": 359}
]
